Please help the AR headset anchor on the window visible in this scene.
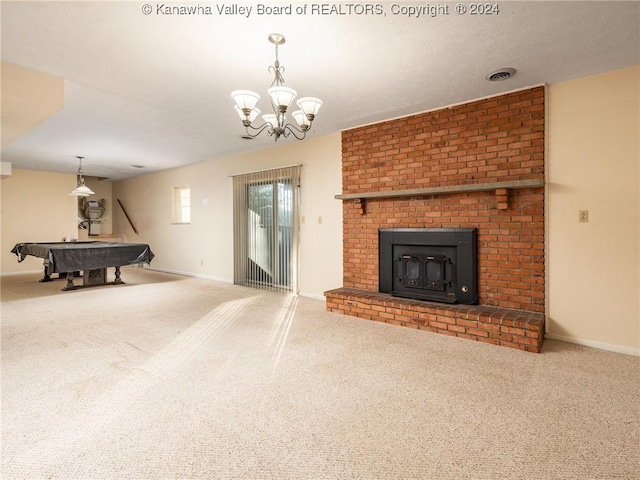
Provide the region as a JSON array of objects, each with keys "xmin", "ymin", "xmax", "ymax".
[{"xmin": 172, "ymin": 186, "xmax": 191, "ymax": 224}]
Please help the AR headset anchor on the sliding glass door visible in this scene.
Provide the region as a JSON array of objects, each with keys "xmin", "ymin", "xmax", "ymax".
[{"xmin": 233, "ymin": 166, "xmax": 300, "ymax": 293}]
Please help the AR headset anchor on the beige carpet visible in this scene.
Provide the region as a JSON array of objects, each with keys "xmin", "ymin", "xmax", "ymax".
[{"xmin": 1, "ymin": 268, "xmax": 638, "ymax": 479}]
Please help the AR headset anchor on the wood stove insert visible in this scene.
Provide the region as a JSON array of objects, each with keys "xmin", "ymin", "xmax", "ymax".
[{"xmin": 379, "ymin": 228, "xmax": 477, "ymax": 304}]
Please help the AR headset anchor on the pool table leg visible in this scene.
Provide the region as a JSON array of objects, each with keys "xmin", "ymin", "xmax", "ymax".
[
  {"xmin": 39, "ymin": 264, "xmax": 52, "ymax": 282},
  {"xmin": 62, "ymin": 272, "xmax": 76, "ymax": 291},
  {"xmin": 114, "ymin": 266, "xmax": 125, "ymax": 285}
]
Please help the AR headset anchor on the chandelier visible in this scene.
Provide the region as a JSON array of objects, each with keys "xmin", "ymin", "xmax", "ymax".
[
  {"xmin": 69, "ymin": 156, "xmax": 95, "ymax": 197},
  {"xmin": 231, "ymin": 33, "xmax": 322, "ymax": 141}
]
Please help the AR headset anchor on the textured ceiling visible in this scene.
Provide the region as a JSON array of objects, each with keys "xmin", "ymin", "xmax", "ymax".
[{"xmin": 1, "ymin": 1, "xmax": 639, "ymax": 180}]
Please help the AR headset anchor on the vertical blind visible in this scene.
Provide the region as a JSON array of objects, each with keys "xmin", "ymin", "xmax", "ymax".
[{"xmin": 232, "ymin": 165, "xmax": 301, "ymax": 294}]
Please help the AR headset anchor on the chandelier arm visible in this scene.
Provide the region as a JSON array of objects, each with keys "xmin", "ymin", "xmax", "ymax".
[
  {"xmin": 282, "ymin": 123, "xmax": 308, "ymax": 141},
  {"xmin": 244, "ymin": 122, "xmax": 275, "ymax": 138}
]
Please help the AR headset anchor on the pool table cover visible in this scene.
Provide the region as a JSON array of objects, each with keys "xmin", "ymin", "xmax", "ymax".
[{"xmin": 11, "ymin": 241, "xmax": 154, "ymax": 274}]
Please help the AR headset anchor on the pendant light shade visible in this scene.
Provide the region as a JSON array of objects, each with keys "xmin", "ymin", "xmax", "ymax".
[
  {"xmin": 69, "ymin": 156, "xmax": 94, "ymax": 196},
  {"xmin": 69, "ymin": 183, "xmax": 94, "ymax": 197}
]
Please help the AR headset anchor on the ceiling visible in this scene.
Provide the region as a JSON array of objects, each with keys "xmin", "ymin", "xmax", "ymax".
[{"xmin": 1, "ymin": 1, "xmax": 638, "ymax": 181}]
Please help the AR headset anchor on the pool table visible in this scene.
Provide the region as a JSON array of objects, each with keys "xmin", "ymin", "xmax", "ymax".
[{"xmin": 11, "ymin": 241, "xmax": 155, "ymax": 290}]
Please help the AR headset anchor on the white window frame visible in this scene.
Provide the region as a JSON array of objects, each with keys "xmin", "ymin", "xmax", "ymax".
[{"xmin": 172, "ymin": 185, "xmax": 191, "ymax": 224}]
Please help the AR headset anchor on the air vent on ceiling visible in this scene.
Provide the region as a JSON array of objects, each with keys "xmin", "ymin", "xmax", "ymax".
[{"xmin": 486, "ymin": 68, "xmax": 517, "ymax": 81}]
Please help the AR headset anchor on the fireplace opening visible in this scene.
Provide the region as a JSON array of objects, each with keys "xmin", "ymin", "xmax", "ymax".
[{"xmin": 379, "ymin": 228, "xmax": 477, "ymax": 304}]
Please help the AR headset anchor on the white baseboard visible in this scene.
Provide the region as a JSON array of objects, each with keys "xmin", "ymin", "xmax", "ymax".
[
  {"xmin": 545, "ymin": 333, "xmax": 640, "ymax": 356},
  {"xmin": 299, "ymin": 292, "xmax": 327, "ymax": 302},
  {"xmin": 145, "ymin": 266, "xmax": 232, "ymax": 284}
]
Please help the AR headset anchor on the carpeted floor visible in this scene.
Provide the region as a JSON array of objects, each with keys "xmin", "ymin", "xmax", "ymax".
[{"xmin": 1, "ymin": 268, "xmax": 638, "ymax": 479}]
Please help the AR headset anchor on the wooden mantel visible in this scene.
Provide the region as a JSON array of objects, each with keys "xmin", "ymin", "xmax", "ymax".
[
  {"xmin": 335, "ymin": 179, "xmax": 545, "ymax": 200},
  {"xmin": 335, "ymin": 179, "xmax": 545, "ymax": 215}
]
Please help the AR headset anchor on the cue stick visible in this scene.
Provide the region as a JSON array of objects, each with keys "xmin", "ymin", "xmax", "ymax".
[{"xmin": 117, "ymin": 198, "xmax": 139, "ymax": 235}]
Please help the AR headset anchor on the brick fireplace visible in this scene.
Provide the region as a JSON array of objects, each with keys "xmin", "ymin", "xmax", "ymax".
[{"xmin": 325, "ymin": 87, "xmax": 546, "ymax": 352}]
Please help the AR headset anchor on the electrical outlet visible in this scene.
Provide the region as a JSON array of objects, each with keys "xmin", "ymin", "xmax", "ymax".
[{"xmin": 578, "ymin": 210, "xmax": 589, "ymax": 223}]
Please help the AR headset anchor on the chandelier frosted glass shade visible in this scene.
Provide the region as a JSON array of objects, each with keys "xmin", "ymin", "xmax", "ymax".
[
  {"xmin": 235, "ymin": 105, "xmax": 260, "ymax": 123},
  {"xmin": 231, "ymin": 33, "xmax": 322, "ymax": 141},
  {"xmin": 262, "ymin": 114, "xmax": 278, "ymax": 127},
  {"xmin": 297, "ymin": 97, "xmax": 323, "ymax": 119},
  {"xmin": 231, "ymin": 90, "xmax": 261, "ymax": 113},
  {"xmin": 268, "ymin": 86, "xmax": 297, "ymax": 110},
  {"xmin": 291, "ymin": 110, "xmax": 310, "ymax": 129}
]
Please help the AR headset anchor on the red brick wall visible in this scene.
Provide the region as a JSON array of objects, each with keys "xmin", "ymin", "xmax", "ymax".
[{"xmin": 341, "ymin": 87, "xmax": 545, "ymax": 312}]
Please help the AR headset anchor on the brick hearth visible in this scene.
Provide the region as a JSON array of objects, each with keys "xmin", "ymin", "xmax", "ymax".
[
  {"xmin": 325, "ymin": 287, "xmax": 545, "ymax": 353},
  {"xmin": 326, "ymin": 86, "xmax": 546, "ymax": 352}
]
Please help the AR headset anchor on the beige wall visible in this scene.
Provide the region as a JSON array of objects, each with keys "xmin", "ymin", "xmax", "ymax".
[
  {"xmin": 547, "ymin": 65, "xmax": 640, "ymax": 352},
  {"xmin": 112, "ymin": 133, "xmax": 343, "ymax": 298},
  {"xmin": 1, "ymin": 169, "xmax": 78, "ymax": 273}
]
